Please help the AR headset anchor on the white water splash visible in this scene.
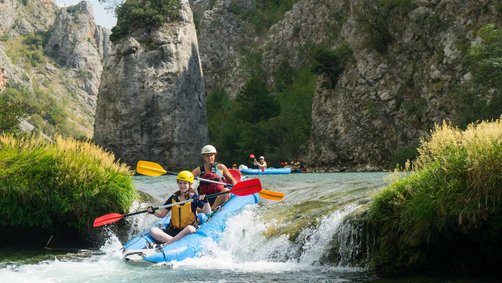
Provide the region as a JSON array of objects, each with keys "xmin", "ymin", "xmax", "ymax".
[
  {"xmin": 297, "ymin": 204, "xmax": 361, "ymax": 265},
  {"xmin": 166, "ymin": 204, "xmax": 365, "ymax": 275},
  {"xmin": 0, "ymin": 231, "xmax": 126, "ymax": 283}
]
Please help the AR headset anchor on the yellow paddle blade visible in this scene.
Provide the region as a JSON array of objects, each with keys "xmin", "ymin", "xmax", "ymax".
[
  {"xmin": 259, "ymin": 189, "xmax": 285, "ymax": 201},
  {"xmin": 136, "ymin": 160, "xmax": 167, "ymax": 176}
]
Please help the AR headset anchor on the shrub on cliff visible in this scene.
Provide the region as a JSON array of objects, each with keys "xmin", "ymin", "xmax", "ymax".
[
  {"xmin": 369, "ymin": 117, "xmax": 502, "ymax": 274},
  {"xmin": 0, "ymin": 135, "xmax": 136, "ymax": 233},
  {"xmin": 110, "ymin": 0, "xmax": 181, "ymax": 42}
]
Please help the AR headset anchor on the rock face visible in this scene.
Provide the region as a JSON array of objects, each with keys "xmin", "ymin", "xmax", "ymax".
[
  {"xmin": 304, "ymin": 0, "xmax": 501, "ymax": 171},
  {"xmin": 45, "ymin": 1, "xmax": 111, "ymax": 104},
  {"xmin": 193, "ymin": 0, "xmax": 502, "ymax": 171},
  {"xmin": 191, "ymin": 0, "xmax": 254, "ymax": 97},
  {"xmin": 94, "ymin": 0, "xmax": 207, "ymax": 170},
  {"xmin": 0, "ymin": 0, "xmax": 56, "ymax": 36},
  {"xmin": 0, "ymin": 0, "xmax": 108, "ymax": 137}
]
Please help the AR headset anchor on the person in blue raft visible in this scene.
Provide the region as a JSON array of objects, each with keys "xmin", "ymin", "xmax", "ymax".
[
  {"xmin": 146, "ymin": 171, "xmax": 211, "ymax": 246},
  {"xmin": 192, "ymin": 144, "xmax": 237, "ymax": 209}
]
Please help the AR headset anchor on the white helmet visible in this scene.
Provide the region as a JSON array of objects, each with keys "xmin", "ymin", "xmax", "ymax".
[
  {"xmin": 201, "ymin": 145, "xmax": 217, "ymax": 155},
  {"xmin": 259, "ymin": 156, "xmax": 264, "ymax": 160}
]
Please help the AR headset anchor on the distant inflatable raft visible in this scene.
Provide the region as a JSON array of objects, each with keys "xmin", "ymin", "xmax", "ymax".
[{"xmin": 240, "ymin": 167, "xmax": 292, "ymax": 175}]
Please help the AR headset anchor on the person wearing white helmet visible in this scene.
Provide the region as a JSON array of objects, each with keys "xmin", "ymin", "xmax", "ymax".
[
  {"xmin": 253, "ymin": 155, "xmax": 268, "ymax": 170},
  {"xmin": 192, "ymin": 145, "xmax": 237, "ymax": 209}
]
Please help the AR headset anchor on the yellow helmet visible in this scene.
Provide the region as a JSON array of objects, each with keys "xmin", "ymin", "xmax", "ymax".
[{"xmin": 176, "ymin": 170, "xmax": 194, "ymax": 184}]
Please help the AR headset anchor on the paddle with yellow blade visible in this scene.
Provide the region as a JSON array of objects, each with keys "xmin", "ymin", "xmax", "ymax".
[
  {"xmin": 137, "ymin": 160, "xmax": 285, "ymax": 201},
  {"xmin": 93, "ymin": 177, "xmax": 262, "ymax": 227}
]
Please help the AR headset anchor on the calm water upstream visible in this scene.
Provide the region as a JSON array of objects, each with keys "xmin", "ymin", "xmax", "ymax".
[{"xmin": 2, "ymin": 172, "xmax": 484, "ymax": 282}]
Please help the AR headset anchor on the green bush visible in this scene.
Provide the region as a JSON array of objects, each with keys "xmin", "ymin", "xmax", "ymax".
[
  {"xmin": 0, "ymin": 97, "xmax": 24, "ymax": 134},
  {"xmin": 230, "ymin": 0, "xmax": 298, "ymax": 35},
  {"xmin": 356, "ymin": 0, "xmax": 413, "ymax": 53},
  {"xmin": 369, "ymin": 118, "xmax": 502, "ymax": 273},
  {"xmin": 4, "ymin": 32, "xmax": 47, "ymax": 67},
  {"xmin": 0, "ymin": 135, "xmax": 136, "ymax": 232},
  {"xmin": 450, "ymin": 24, "xmax": 502, "ymax": 128},
  {"xmin": 311, "ymin": 43, "xmax": 353, "ymax": 88},
  {"xmin": 110, "ymin": 0, "xmax": 181, "ymax": 42}
]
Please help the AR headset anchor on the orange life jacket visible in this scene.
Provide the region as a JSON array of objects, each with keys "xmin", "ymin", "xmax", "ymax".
[{"xmin": 170, "ymin": 198, "xmax": 196, "ymax": 229}]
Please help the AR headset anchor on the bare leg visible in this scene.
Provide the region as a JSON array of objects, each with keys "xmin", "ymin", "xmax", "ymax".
[
  {"xmin": 149, "ymin": 225, "xmax": 196, "ymax": 246},
  {"xmin": 149, "ymin": 227, "xmax": 172, "ymax": 244},
  {"xmin": 211, "ymin": 193, "xmax": 230, "ymax": 209},
  {"xmin": 163, "ymin": 225, "xmax": 196, "ymax": 245}
]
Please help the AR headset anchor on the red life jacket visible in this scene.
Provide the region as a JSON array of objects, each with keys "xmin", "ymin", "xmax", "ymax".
[{"xmin": 198, "ymin": 172, "xmax": 225, "ymax": 195}]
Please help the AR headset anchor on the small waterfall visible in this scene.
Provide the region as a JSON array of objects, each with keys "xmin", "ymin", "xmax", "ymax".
[
  {"xmin": 200, "ymin": 203, "xmax": 368, "ymax": 271},
  {"xmin": 296, "ymin": 204, "xmax": 362, "ymax": 266}
]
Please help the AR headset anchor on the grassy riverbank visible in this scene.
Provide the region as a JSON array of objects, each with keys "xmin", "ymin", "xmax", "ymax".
[
  {"xmin": 0, "ymin": 135, "xmax": 136, "ymax": 246},
  {"xmin": 368, "ymin": 118, "xmax": 502, "ymax": 275}
]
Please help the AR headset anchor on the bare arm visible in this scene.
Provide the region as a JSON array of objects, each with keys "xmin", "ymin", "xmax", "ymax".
[
  {"xmin": 191, "ymin": 166, "xmax": 201, "ymax": 177},
  {"xmin": 151, "ymin": 207, "xmax": 168, "ymax": 218},
  {"xmin": 219, "ymin": 164, "xmax": 237, "ymax": 185}
]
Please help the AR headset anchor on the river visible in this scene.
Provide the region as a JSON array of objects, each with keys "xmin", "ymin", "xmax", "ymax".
[{"xmin": 0, "ymin": 172, "xmax": 451, "ymax": 282}]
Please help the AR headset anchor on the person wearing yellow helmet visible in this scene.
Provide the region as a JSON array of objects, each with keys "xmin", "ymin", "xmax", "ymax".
[
  {"xmin": 146, "ymin": 170, "xmax": 211, "ymax": 246},
  {"xmin": 192, "ymin": 144, "xmax": 237, "ymax": 209}
]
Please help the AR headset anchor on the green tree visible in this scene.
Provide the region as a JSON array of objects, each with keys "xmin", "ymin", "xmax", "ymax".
[
  {"xmin": 235, "ymin": 77, "xmax": 280, "ymax": 124},
  {"xmin": 468, "ymin": 24, "xmax": 502, "ymax": 87},
  {"xmin": 278, "ymin": 67, "xmax": 316, "ymax": 160},
  {"xmin": 451, "ymin": 23, "xmax": 502, "ymax": 127},
  {"xmin": 312, "ymin": 44, "xmax": 353, "ymax": 88},
  {"xmin": 110, "ymin": 0, "xmax": 181, "ymax": 42}
]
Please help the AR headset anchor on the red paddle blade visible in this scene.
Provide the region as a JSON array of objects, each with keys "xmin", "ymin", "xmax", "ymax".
[
  {"xmin": 93, "ymin": 213, "xmax": 124, "ymax": 227},
  {"xmin": 229, "ymin": 178, "xmax": 262, "ymax": 196},
  {"xmin": 249, "ymin": 154, "xmax": 255, "ymax": 159},
  {"xmin": 229, "ymin": 169, "xmax": 242, "ymax": 182}
]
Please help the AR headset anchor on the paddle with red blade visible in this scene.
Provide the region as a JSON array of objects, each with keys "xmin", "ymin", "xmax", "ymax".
[
  {"xmin": 136, "ymin": 160, "xmax": 284, "ymax": 201},
  {"xmin": 93, "ymin": 178, "xmax": 261, "ymax": 227},
  {"xmin": 228, "ymin": 169, "xmax": 242, "ymax": 182}
]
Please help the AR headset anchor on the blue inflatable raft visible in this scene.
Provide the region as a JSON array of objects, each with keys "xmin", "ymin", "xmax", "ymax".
[
  {"xmin": 240, "ymin": 167, "xmax": 292, "ymax": 175},
  {"xmin": 122, "ymin": 193, "xmax": 259, "ymax": 263}
]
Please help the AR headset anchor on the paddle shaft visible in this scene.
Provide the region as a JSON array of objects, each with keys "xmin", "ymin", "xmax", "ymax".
[
  {"xmin": 160, "ymin": 170, "xmax": 236, "ymax": 188},
  {"xmin": 146, "ymin": 165, "xmax": 284, "ymax": 201},
  {"xmin": 124, "ymin": 189, "xmax": 231, "ymax": 217},
  {"xmin": 135, "ymin": 160, "xmax": 284, "ymax": 201}
]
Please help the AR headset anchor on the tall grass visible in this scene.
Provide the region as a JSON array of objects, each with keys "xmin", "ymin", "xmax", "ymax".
[
  {"xmin": 0, "ymin": 134, "xmax": 136, "ymax": 232},
  {"xmin": 369, "ymin": 117, "xmax": 502, "ymax": 273}
]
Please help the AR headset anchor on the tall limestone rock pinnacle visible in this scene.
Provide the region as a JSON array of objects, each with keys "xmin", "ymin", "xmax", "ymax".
[
  {"xmin": 45, "ymin": 0, "xmax": 111, "ymax": 102},
  {"xmin": 93, "ymin": 0, "xmax": 207, "ymax": 170}
]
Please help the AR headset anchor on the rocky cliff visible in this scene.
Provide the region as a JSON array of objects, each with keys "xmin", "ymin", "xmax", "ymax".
[
  {"xmin": 0, "ymin": 0, "xmax": 109, "ymax": 137},
  {"xmin": 45, "ymin": 1, "xmax": 110, "ymax": 101},
  {"xmin": 93, "ymin": 0, "xmax": 207, "ymax": 170},
  {"xmin": 192, "ymin": 0, "xmax": 502, "ymax": 171},
  {"xmin": 191, "ymin": 0, "xmax": 255, "ymax": 97},
  {"xmin": 0, "ymin": 0, "xmax": 56, "ymax": 36}
]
